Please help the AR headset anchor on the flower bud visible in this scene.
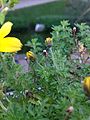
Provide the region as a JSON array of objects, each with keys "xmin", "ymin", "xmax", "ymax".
[
  {"xmin": 66, "ymin": 106, "xmax": 74, "ymax": 113},
  {"xmin": 45, "ymin": 37, "xmax": 52, "ymax": 47},
  {"xmin": 43, "ymin": 50, "xmax": 48, "ymax": 57},
  {"xmin": 73, "ymin": 27, "xmax": 76, "ymax": 31},
  {"xmin": 72, "ymin": 27, "xmax": 76, "ymax": 36},
  {"xmin": 83, "ymin": 76, "xmax": 90, "ymax": 97},
  {"xmin": 26, "ymin": 51, "xmax": 36, "ymax": 61}
]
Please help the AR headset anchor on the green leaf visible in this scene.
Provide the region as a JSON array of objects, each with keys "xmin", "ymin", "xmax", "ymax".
[{"xmin": 0, "ymin": 13, "xmax": 5, "ymax": 25}]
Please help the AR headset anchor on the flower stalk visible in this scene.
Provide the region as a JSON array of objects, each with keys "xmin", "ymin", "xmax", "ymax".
[{"xmin": 0, "ymin": 101, "xmax": 7, "ymax": 112}]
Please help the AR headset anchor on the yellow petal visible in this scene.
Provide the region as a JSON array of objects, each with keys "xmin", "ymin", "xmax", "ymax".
[
  {"xmin": 0, "ymin": 21, "xmax": 13, "ymax": 38},
  {"xmin": 0, "ymin": 37, "xmax": 22, "ymax": 52}
]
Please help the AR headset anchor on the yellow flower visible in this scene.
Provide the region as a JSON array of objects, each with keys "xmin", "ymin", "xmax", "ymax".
[
  {"xmin": 45, "ymin": 37, "xmax": 52, "ymax": 47},
  {"xmin": 26, "ymin": 51, "xmax": 36, "ymax": 61},
  {"xmin": 0, "ymin": 21, "xmax": 22, "ymax": 52},
  {"xmin": 83, "ymin": 76, "xmax": 90, "ymax": 97}
]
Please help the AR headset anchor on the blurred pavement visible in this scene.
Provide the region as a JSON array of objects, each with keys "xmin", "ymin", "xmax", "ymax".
[{"xmin": 14, "ymin": 0, "xmax": 57, "ymax": 9}]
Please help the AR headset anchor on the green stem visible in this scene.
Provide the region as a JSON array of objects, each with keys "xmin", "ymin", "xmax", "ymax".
[
  {"xmin": 5, "ymin": 96, "xmax": 11, "ymax": 103},
  {"xmin": 36, "ymin": 61, "xmax": 44, "ymax": 69},
  {"xmin": 0, "ymin": 101, "xmax": 7, "ymax": 112}
]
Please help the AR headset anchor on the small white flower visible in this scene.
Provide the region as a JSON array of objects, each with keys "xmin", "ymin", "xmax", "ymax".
[
  {"xmin": 66, "ymin": 106, "xmax": 74, "ymax": 113},
  {"xmin": 73, "ymin": 27, "xmax": 76, "ymax": 31}
]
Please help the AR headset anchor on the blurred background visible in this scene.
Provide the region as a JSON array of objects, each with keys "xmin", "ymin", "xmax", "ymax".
[{"xmin": 6, "ymin": 0, "xmax": 90, "ymax": 52}]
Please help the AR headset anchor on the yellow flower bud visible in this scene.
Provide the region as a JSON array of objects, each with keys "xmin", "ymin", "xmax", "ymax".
[
  {"xmin": 26, "ymin": 51, "xmax": 36, "ymax": 61},
  {"xmin": 45, "ymin": 37, "xmax": 52, "ymax": 47},
  {"xmin": 83, "ymin": 76, "xmax": 90, "ymax": 97}
]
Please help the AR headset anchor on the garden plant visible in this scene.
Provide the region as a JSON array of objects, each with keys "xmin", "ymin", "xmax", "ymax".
[{"xmin": 0, "ymin": 0, "xmax": 90, "ymax": 120}]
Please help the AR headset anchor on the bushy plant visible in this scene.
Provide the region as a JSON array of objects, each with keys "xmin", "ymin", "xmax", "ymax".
[
  {"xmin": 0, "ymin": 1, "xmax": 90, "ymax": 119},
  {"xmin": 0, "ymin": 20, "xmax": 90, "ymax": 120}
]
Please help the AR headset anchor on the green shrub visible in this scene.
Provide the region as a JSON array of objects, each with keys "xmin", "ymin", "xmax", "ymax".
[{"xmin": 0, "ymin": 20, "xmax": 90, "ymax": 120}]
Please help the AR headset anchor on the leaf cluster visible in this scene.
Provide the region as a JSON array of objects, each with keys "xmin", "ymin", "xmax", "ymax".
[{"xmin": 0, "ymin": 20, "xmax": 90, "ymax": 120}]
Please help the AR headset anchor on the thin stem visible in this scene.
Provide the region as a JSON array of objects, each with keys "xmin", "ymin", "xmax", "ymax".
[
  {"xmin": 5, "ymin": 96, "xmax": 11, "ymax": 103},
  {"xmin": 64, "ymin": 113, "xmax": 71, "ymax": 120},
  {"xmin": 0, "ymin": 100, "xmax": 7, "ymax": 112}
]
